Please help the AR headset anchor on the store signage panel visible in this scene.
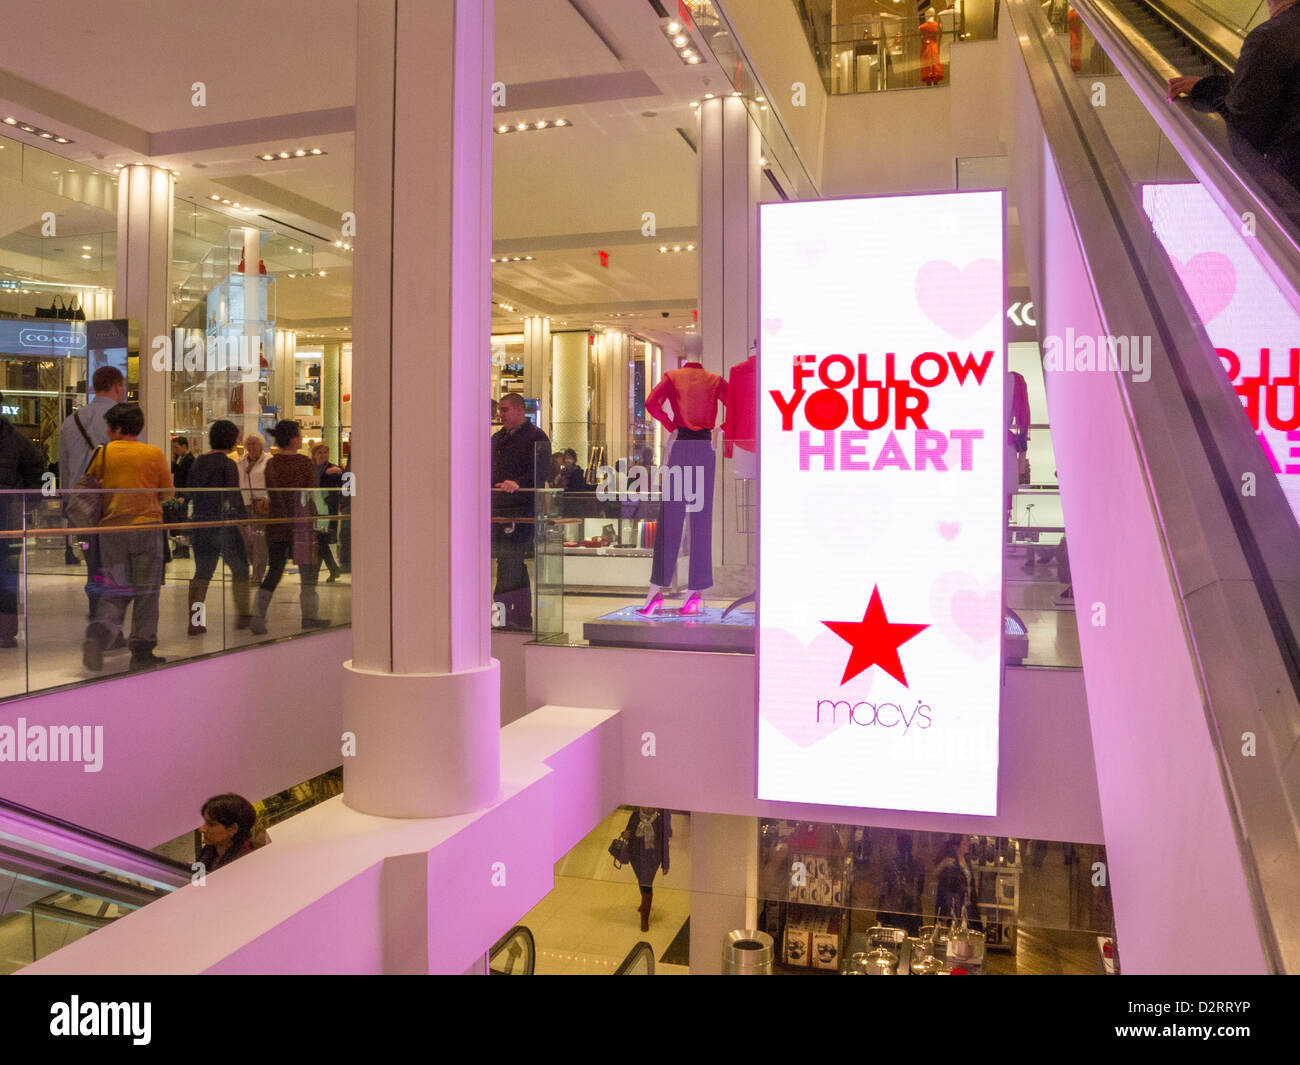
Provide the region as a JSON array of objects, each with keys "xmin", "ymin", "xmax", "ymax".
[
  {"xmin": 757, "ymin": 192, "xmax": 1005, "ymax": 816},
  {"xmin": 0, "ymin": 319, "xmax": 87, "ymax": 356},
  {"xmin": 1142, "ymin": 183, "xmax": 1300, "ymax": 523}
]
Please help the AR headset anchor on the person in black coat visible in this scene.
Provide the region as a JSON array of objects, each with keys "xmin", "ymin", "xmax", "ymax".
[
  {"xmin": 620, "ymin": 807, "xmax": 672, "ymax": 932},
  {"xmin": 1168, "ymin": 0, "xmax": 1300, "ymax": 192},
  {"xmin": 185, "ymin": 420, "xmax": 251, "ymax": 635},
  {"xmin": 0, "ymin": 410, "xmax": 45, "ymax": 648},
  {"xmin": 934, "ymin": 834, "xmax": 982, "ymax": 930}
]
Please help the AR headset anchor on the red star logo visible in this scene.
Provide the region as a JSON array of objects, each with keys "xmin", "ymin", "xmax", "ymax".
[{"xmin": 822, "ymin": 586, "xmax": 929, "ymax": 687}]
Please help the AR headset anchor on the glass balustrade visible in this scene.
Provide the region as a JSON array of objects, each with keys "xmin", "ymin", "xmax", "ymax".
[{"xmin": 0, "ymin": 485, "xmax": 350, "ymax": 701}]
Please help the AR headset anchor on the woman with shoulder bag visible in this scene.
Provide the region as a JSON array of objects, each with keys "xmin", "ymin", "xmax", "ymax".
[{"xmin": 620, "ymin": 807, "xmax": 672, "ymax": 932}]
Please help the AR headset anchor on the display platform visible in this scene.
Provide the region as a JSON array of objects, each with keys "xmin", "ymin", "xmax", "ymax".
[{"xmin": 583, "ymin": 604, "xmax": 755, "ymax": 652}]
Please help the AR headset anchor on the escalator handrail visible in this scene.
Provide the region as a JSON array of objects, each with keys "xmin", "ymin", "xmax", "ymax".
[
  {"xmin": 0, "ymin": 796, "xmax": 192, "ymax": 891},
  {"xmin": 1009, "ymin": 0, "xmax": 1300, "ymax": 972},
  {"xmin": 613, "ymin": 940, "xmax": 656, "ymax": 975},
  {"xmin": 1076, "ymin": 0, "xmax": 1300, "ymax": 319},
  {"xmin": 488, "ymin": 924, "xmax": 536, "ymax": 975}
]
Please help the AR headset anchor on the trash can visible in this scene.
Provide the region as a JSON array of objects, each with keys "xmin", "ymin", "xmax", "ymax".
[{"xmin": 722, "ymin": 930, "xmax": 774, "ymax": 975}]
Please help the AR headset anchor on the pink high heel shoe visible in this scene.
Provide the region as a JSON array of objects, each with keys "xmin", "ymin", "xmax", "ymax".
[
  {"xmin": 636, "ymin": 593, "xmax": 664, "ymax": 618},
  {"xmin": 680, "ymin": 592, "xmax": 704, "ymax": 615}
]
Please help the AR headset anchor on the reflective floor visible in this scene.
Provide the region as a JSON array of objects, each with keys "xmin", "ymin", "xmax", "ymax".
[{"xmin": 1, "ymin": 545, "xmax": 351, "ymax": 700}]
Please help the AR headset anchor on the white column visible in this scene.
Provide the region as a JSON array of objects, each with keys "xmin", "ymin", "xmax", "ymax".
[
  {"xmin": 240, "ymin": 227, "xmax": 263, "ymax": 443},
  {"xmin": 600, "ymin": 329, "xmax": 631, "ymax": 464},
  {"xmin": 343, "ymin": 0, "xmax": 499, "ymax": 818},
  {"xmin": 116, "ymin": 164, "xmax": 174, "ymax": 444},
  {"xmin": 698, "ymin": 96, "xmax": 759, "ymax": 576},
  {"xmin": 273, "ymin": 328, "xmax": 296, "ymax": 421},
  {"xmin": 550, "ymin": 331, "xmax": 588, "ymax": 460},
  {"xmin": 522, "ymin": 315, "xmax": 550, "ymax": 434},
  {"xmin": 322, "ymin": 340, "xmax": 341, "ymax": 458},
  {"xmin": 689, "ymin": 814, "xmax": 760, "ymax": 974}
]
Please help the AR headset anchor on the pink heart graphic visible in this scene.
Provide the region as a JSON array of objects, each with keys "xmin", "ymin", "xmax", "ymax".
[
  {"xmin": 1170, "ymin": 252, "xmax": 1236, "ymax": 324},
  {"xmin": 759, "ymin": 627, "xmax": 873, "ymax": 748},
  {"xmin": 938, "ymin": 521, "xmax": 961, "ymax": 541},
  {"xmin": 914, "ymin": 259, "xmax": 1002, "ymax": 340},
  {"xmin": 930, "ymin": 572, "xmax": 1000, "ymax": 659},
  {"xmin": 763, "ymin": 317, "xmax": 783, "ymax": 334}
]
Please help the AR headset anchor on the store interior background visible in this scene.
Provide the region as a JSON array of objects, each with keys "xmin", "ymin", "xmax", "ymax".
[{"xmin": 0, "ymin": 0, "xmax": 1157, "ymax": 976}]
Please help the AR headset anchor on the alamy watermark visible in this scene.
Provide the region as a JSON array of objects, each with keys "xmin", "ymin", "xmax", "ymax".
[
  {"xmin": 1043, "ymin": 330, "xmax": 1151, "ymax": 383},
  {"xmin": 0, "ymin": 718, "xmax": 103, "ymax": 772},
  {"xmin": 150, "ymin": 334, "xmax": 261, "ymax": 374},
  {"xmin": 594, "ymin": 463, "xmax": 704, "ymax": 512}
]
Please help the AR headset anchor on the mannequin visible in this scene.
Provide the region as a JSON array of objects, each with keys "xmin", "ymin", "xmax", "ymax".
[
  {"xmin": 920, "ymin": 7, "xmax": 944, "ymax": 86},
  {"xmin": 639, "ymin": 337, "xmax": 728, "ymax": 616}
]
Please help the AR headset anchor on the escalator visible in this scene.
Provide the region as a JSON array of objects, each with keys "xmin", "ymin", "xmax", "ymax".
[
  {"xmin": 0, "ymin": 797, "xmax": 192, "ymax": 974},
  {"xmin": 1003, "ymin": 0, "xmax": 1300, "ymax": 972}
]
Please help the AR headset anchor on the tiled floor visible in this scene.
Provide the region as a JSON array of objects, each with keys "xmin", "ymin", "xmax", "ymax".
[
  {"xmin": 515, "ymin": 808, "xmax": 693, "ymax": 975},
  {"xmin": 0, "ymin": 546, "xmax": 351, "ymax": 700}
]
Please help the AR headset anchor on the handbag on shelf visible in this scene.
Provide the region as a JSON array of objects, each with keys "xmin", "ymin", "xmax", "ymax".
[
  {"xmin": 35, "ymin": 296, "xmax": 61, "ymax": 319},
  {"xmin": 608, "ymin": 835, "xmax": 631, "ymax": 868},
  {"xmin": 56, "ymin": 296, "xmax": 74, "ymax": 320},
  {"xmin": 69, "ymin": 296, "xmax": 86, "ymax": 321}
]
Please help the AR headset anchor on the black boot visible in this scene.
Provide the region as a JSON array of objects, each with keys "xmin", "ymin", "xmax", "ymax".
[{"xmin": 128, "ymin": 640, "xmax": 167, "ymax": 670}]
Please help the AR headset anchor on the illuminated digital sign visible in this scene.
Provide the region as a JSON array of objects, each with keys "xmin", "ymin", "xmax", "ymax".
[
  {"xmin": 757, "ymin": 192, "xmax": 1005, "ymax": 815},
  {"xmin": 1143, "ymin": 183, "xmax": 1300, "ymax": 522}
]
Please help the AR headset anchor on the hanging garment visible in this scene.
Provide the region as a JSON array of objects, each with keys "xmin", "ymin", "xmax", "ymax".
[{"xmin": 722, "ymin": 355, "xmax": 757, "ymax": 459}]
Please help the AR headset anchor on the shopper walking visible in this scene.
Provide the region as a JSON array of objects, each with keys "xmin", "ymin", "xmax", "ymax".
[
  {"xmin": 251, "ymin": 420, "xmax": 327, "ymax": 634},
  {"xmin": 338, "ymin": 437, "xmax": 351, "ymax": 573},
  {"xmin": 311, "ymin": 443, "xmax": 343, "ymax": 582},
  {"xmin": 934, "ymin": 834, "xmax": 982, "ymax": 930},
  {"xmin": 877, "ymin": 833, "xmax": 926, "ymax": 935},
  {"xmin": 58, "ymin": 366, "xmax": 126, "ymax": 622},
  {"xmin": 168, "ymin": 436, "xmax": 194, "ymax": 559},
  {"xmin": 0, "ymin": 404, "xmax": 45, "ymax": 649},
  {"xmin": 237, "ymin": 432, "xmax": 270, "ymax": 582},
  {"xmin": 81, "ymin": 403, "xmax": 173, "ymax": 672},
  {"xmin": 619, "ymin": 807, "xmax": 671, "ymax": 932},
  {"xmin": 185, "ymin": 420, "xmax": 252, "ymax": 636}
]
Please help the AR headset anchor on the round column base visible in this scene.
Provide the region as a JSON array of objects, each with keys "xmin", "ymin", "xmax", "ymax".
[{"xmin": 342, "ymin": 658, "xmax": 501, "ymax": 818}]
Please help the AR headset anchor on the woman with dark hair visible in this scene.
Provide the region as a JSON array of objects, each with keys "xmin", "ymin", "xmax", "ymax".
[
  {"xmin": 934, "ymin": 834, "xmax": 981, "ymax": 929},
  {"xmin": 251, "ymin": 420, "xmax": 327, "ymax": 633},
  {"xmin": 197, "ymin": 793, "xmax": 259, "ymax": 873},
  {"xmin": 619, "ymin": 807, "xmax": 672, "ymax": 932},
  {"xmin": 185, "ymin": 420, "xmax": 251, "ymax": 635}
]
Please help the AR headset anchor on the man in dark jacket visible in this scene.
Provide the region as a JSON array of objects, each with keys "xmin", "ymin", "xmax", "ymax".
[
  {"xmin": 0, "ymin": 404, "xmax": 46, "ymax": 647},
  {"xmin": 491, "ymin": 394, "xmax": 549, "ymax": 629},
  {"xmin": 1169, "ymin": 0, "xmax": 1300, "ymax": 191}
]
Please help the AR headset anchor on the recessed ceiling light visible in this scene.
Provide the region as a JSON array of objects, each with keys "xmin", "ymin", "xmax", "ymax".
[
  {"xmin": 554, "ymin": 118, "xmax": 567, "ymax": 126},
  {"xmin": 673, "ymin": 35, "xmax": 687, "ymax": 46},
  {"xmin": 261, "ymin": 154, "xmax": 274, "ymax": 160},
  {"xmin": 497, "ymin": 124, "xmax": 508, "ymax": 133},
  {"xmin": 535, "ymin": 120, "xmax": 547, "ymax": 129},
  {"xmin": 667, "ymin": 20, "xmax": 681, "ymax": 32},
  {"xmin": 689, "ymin": 100, "xmax": 699, "ymax": 107},
  {"xmin": 294, "ymin": 149, "xmax": 306, "ymax": 156},
  {"xmin": 2, "ymin": 118, "xmax": 15, "ymax": 125},
  {"xmin": 515, "ymin": 123, "xmax": 527, "ymax": 131},
  {"xmin": 81, "ymin": 245, "xmax": 92, "ymax": 250},
  {"xmin": 681, "ymin": 49, "xmax": 694, "ymax": 57},
  {"xmin": 731, "ymin": 91, "xmax": 742, "ymax": 97},
  {"xmin": 210, "ymin": 194, "xmax": 221, "ymax": 200},
  {"xmin": 756, "ymin": 96, "xmax": 766, "ymax": 102},
  {"xmin": 80, "ymin": 253, "xmax": 90, "ymax": 259},
  {"xmin": 318, "ymin": 271, "xmax": 326, "ymax": 276},
  {"xmin": 278, "ymin": 152, "xmax": 290, "ymax": 158},
  {"xmin": 310, "ymin": 148, "xmax": 323, "ymax": 154},
  {"xmin": 703, "ymin": 93, "xmax": 715, "ymax": 100},
  {"xmin": 688, "ymin": 56, "xmax": 701, "ymax": 63}
]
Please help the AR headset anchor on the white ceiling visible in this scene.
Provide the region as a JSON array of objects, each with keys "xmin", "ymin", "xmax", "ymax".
[{"xmin": 0, "ymin": 0, "xmax": 756, "ymax": 348}]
